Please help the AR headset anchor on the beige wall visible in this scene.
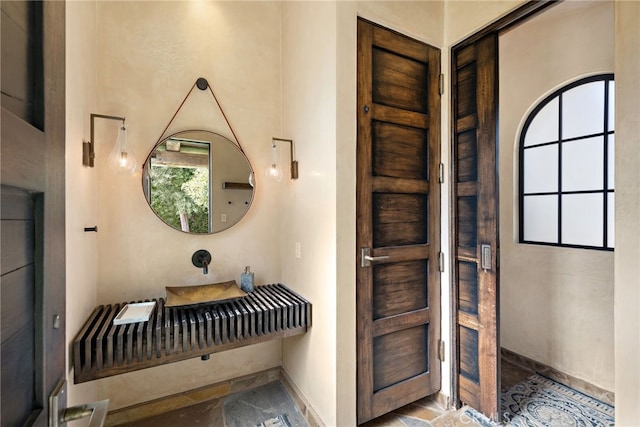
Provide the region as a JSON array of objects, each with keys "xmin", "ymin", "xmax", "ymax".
[
  {"xmin": 93, "ymin": 1, "xmax": 283, "ymax": 409},
  {"xmin": 281, "ymin": 2, "xmax": 338, "ymax": 425},
  {"xmin": 65, "ymin": 0, "xmax": 99, "ymax": 410},
  {"xmin": 444, "ymin": 0, "xmax": 524, "ymax": 46},
  {"xmin": 499, "ymin": 1, "xmax": 614, "ymax": 391},
  {"xmin": 62, "ymin": 1, "xmax": 640, "ymax": 424},
  {"xmin": 614, "ymin": 1, "xmax": 640, "ymax": 424}
]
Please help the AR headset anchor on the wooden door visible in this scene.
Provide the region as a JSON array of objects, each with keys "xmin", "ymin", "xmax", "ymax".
[
  {"xmin": 1, "ymin": 1, "xmax": 66, "ymax": 426},
  {"xmin": 356, "ymin": 18, "xmax": 441, "ymax": 424},
  {"xmin": 451, "ymin": 34, "xmax": 500, "ymax": 418}
]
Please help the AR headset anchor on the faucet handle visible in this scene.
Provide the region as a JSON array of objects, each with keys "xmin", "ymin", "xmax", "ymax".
[{"xmin": 192, "ymin": 249, "xmax": 212, "ymax": 275}]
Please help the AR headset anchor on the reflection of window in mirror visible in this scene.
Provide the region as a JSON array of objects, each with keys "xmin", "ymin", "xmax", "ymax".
[{"xmin": 146, "ymin": 138, "xmax": 212, "ymax": 233}]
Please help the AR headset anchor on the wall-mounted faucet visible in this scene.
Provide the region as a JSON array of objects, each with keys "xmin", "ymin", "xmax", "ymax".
[{"xmin": 192, "ymin": 249, "xmax": 212, "ymax": 275}]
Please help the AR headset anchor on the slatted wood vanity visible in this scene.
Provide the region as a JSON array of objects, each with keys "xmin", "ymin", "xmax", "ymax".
[{"xmin": 73, "ymin": 284, "xmax": 311, "ymax": 383}]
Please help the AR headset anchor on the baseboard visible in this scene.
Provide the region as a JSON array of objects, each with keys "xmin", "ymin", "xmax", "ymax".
[
  {"xmin": 501, "ymin": 347, "xmax": 614, "ymax": 406},
  {"xmin": 104, "ymin": 367, "xmax": 281, "ymax": 426},
  {"xmin": 279, "ymin": 368, "xmax": 325, "ymax": 427}
]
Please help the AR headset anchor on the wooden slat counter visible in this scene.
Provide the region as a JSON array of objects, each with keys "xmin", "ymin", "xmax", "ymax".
[{"xmin": 73, "ymin": 284, "xmax": 311, "ymax": 383}]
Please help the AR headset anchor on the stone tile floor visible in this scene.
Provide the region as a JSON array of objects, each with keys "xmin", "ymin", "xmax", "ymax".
[
  {"xmin": 117, "ymin": 381, "xmax": 307, "ymax": 427},
  {"xmin": 115, "ymin": 361, "xmax": 534, "ymax": 426},
  {"xmin": 360, "ymin": 397, "xmax": 448, "ymax": 427}
]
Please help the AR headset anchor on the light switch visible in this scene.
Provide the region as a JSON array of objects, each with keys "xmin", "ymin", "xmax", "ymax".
[
  {"xmin": 295, "ymin": 242, "xmax": 301, "ymax": 259},
  {"xmin": 221, "ymin": 214, "xmax": 227, "ymax": 223}
]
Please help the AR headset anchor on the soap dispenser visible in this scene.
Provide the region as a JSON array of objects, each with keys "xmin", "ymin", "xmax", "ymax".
[{"xmin": 240, "ymin": 266, "xmax": 254, "ymax": 293}]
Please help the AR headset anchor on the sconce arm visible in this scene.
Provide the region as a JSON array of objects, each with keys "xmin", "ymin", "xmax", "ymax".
[
  {"xmin": 272, "ymin": 137, "xmax": 299, "ymax": 179},
  {"xmin": 84, "ymin": 113, "xmax": 126, "ymax": 167}
]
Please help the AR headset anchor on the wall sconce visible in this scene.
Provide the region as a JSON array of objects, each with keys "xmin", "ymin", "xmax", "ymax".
[
  {"xmin": 265, "ymin": 137, "xmax": 298, "ymax": 181},
  {"xmin": 83, "ymin": 113, "xmax": 138, "ymax": 175}
]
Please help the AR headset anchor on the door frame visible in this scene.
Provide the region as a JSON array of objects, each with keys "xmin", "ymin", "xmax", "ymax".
[{"xmin": 448, "ymin": 0, "xmax": 560, "ymax": 411}]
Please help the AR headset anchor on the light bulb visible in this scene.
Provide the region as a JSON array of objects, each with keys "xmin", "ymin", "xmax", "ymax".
[
  {"xmin": 264, "ymin": 143, "xmax": 283, "ymax": 182},
  {"xmin": 108, "ymin": 124, "xmax": 138, "ymax": 175}
]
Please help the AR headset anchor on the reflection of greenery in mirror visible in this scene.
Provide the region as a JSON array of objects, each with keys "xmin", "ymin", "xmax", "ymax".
[
  {"xmin": 143, "ymin": 130, "xmax": 254, "ymax": 234},
  {"xmin": 149, "ymin": 139, "xmax": 211, "ymax": 233}
]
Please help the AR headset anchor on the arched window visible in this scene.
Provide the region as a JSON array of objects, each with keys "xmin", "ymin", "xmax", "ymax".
[{"xmin": 519, "ymin": 74, "xmax": 614, "ymax": 250}]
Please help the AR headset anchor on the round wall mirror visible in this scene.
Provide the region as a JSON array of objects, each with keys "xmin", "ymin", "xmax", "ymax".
[{"xmin": 142, "ymin": 130, "xmax": 254, "ymax": 234}]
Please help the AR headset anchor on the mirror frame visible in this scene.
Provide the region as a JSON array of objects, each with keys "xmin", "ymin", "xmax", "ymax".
[{"xmin": 142, "ymin": 129, "xmax": 255, "ymax": 234}]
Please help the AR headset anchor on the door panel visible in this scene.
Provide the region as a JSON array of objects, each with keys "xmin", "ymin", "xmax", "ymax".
[
  {"xmin": 1, "ymin": 187, "xmax": 37, "ymax": 426},
  {"xmin": 452, "ymin": 34, "xmax": 500, "ymax": 418},
  {"xmin": 372, "ymin": 122, "xmax": 428, "ymax": 179},
  {"xmin": 372, "ymin": 48, "xmax": 429, "ymax": 113},
  {"xmin": 2, "ymin": 326, "xmax": 37, "ymax": 425},
  {"xmin": 373, "ymin": 325, "xmax": 429, "ymax": 391},
  {"xmin": 373, "ymin": 260, "xmax": 428, "ymax": 319},
  {"xmin": 373, "ymin": 193, "xmax": 428, "ymax": 246},
  {"xmin": 357, "ymin": 18, "xmax": 441, "ymax": 424}
]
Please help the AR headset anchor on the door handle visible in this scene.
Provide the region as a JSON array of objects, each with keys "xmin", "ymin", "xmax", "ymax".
[
  {"xmin": 60, "ymin": 401, "xmax": 109, "ymax": 426},
  {"xmin": 361, "ymin": 247, "xmax": 390, "ymax": 267},
  {"xmin": 50, "ymin": 379, "xmax": 109, "ymax": 427},
  {"xmin": 481, "ymin": 244, "xmax": 491, "ymax": 271}
]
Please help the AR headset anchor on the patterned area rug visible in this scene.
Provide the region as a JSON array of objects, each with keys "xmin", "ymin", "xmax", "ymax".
[{"xmin": 465, "ymin": 374, "xmax": 615, "ymax": 426}]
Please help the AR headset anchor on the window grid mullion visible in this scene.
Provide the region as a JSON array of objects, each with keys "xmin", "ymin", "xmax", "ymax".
[
  {"xmin": 603, "ymin": 78, "xmax": 610, "ymax": 249},
  {"xmin": 558, "ymin": 93, "xmax": 563, "ymax": 246},
  {"xmin": 523, "ymin": 189, "xmax": 615, "ymax": 197},
  {"xmin": 523, "ymin": 130, "xmax": 613, "ymax": 150}
]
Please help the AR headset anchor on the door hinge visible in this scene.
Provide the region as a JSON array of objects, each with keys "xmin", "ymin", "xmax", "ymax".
[
  {"xmin": 438, "ymin": 163, "xmax": 444, "ymax": 184},
  {"xmin": 439, "ymin": 73, "xmax": 445, "ymax": 95},
  {"xmin": 438, "ymin": 252, "xmax": 445, "ymax": 273},
  {"xmin": 438, "ymin": 340, "xmax": 445, "ymax": 361}
]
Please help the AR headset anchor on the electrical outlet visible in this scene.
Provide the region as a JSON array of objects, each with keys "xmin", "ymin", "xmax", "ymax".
[{"xmin": 295, "ymin": 242, "xmax": 301, "ymax": 259}]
